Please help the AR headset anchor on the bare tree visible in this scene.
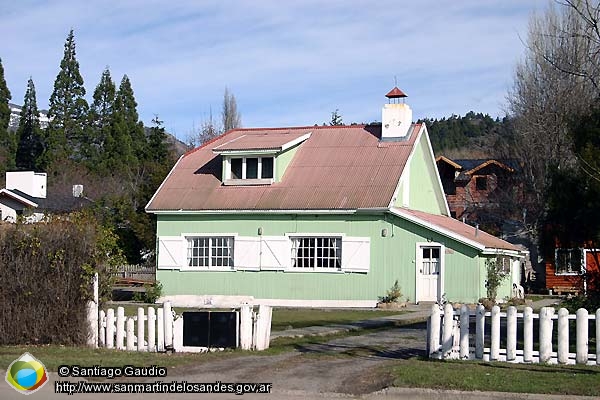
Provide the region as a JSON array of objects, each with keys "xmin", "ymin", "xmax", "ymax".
[
  {"xmin": 506, "ymin": 1, "xmax": 598, "ymax": 234},
  {"xmin": 222, "ymin": 87, "xmax": 241, "ymax": 132}
]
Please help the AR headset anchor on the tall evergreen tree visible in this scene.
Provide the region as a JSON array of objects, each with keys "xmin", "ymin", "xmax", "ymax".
[
  {"xmin": 0, "ymin": 58, "xmax": 14, "ymax": 172},
  {"xmin": 0, "ymin": 58, "xmax": 11, "ymax": 134},
  {"xmin": 114, "ymin": 75, "xmax": 146, "ymax": 161},
  {"xmin": 146, "ymin": 115, "xmax": 169, "ymax": 164},
  {"xmin": 87, "ymin": 67, "xmax": 116, "ymax": 166},
  {"xmin": 45, "ymin": 29, "xmax": 89, "ymax": 166},
  {"xmin": 222, "ymin": 87, "xmax": 241, "ymax": 132},
  {"xmin": 16, "ymin": 78, "xmax": 44, "ymax": 170}
]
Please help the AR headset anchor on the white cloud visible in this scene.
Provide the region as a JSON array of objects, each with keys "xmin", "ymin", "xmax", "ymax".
[{"xmin": 0, "ymin": 0, "xmax": 548, "ymax": 137}]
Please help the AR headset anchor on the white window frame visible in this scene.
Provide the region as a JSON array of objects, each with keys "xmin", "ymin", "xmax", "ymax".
[
  {"xmin": 555, "ymin": 248, "xmax": 583, "ymax": 276},
  {"xmin": 181, "ymin": 233, "xmax": 237, "ymax": 271},
  {"xmin": 287, "ymin": 233, "xmax": 344, "ymax": 272},
  {"xmin": 225, "ymin": 156, "xmax": 275, "ymax": 182}
]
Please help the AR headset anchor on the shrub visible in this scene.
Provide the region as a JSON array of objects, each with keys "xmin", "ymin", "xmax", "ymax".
[
  {"xmin": 378, "ymin": 280, "xmax": 403, "ymax": 303},
  {"xmin": 0, "ymin": 212, "xmax": 124, "ymax": 345},
  {"xmin": 132, "ymin": 282, "xmax": 163, "ymax": 303},
  {"xmin": 485, "ymin": 257, "xmax": 509, "ymax": 303}
]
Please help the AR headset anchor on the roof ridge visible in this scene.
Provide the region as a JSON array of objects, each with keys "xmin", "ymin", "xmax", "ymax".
[{"xmin": 232, "ymin": 125, "xmax": 367, "ymax": 132}]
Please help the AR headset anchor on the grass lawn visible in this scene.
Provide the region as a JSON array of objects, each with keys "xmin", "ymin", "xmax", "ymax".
[
  {"xmin": 102, "ymin": 303, "xmax": 406, "ymax": 332},
  {"xmin": 1, "ymin": 328, "xmax": 599, "ymax": 396},
  {"xmin": 388, "ymin": 358, "xmax": 600, "ymax": 397}
]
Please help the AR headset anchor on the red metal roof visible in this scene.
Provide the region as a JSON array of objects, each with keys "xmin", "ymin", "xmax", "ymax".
[
  {"xmin": 385, "ymin": 87, "xmax": 407, "ymax": 98},
  {"xmin": 393, "ymin": 207, "xmax": 519, "ymax": 251},
  {"xmin": 147, "ymin": 124, "xmax": 422, "ymax": 211},
  {"xmin": 213, "ymin": 132, "xmax": 309, "ymax": 152}
]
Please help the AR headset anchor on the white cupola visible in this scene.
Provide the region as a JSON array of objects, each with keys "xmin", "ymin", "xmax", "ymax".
[{"xmin": 381, "ymin": 86, "xmax": 413, "ymax": 140}]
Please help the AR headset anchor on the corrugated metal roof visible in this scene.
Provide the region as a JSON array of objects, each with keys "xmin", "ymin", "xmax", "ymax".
[
  {"xmin": 147, "ymin": 124, "xmax": 421, "ymax": 211},
  {"xmin": 392, "ymin": 207, "xmax": 519, "ymax": 251},
  {"xmin": 213, "ymin": 131, "xmax": 309, "ymax": 152}
]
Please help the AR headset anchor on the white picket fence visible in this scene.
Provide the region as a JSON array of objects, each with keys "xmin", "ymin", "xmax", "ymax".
[
  {"xmin": 98, "ymin": 303, "xmax": 174, "ymax": 352},
  {"xmin": 87, "ymin": 273, "xmax": 273, "ymax": 352},
  {"xmin": 428, "ymin": 304, "xmax": 600, "ymax": 365}
]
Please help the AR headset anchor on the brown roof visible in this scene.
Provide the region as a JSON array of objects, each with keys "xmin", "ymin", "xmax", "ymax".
[
  {"xmin": 147, "ymin": 124, "xmax": 422, "ymax": 211},
  {"xmin": 392, "ymin": 207, "xmax": 518, "ymax": 251},
  {"xmin": 213, "ymin": 132, "xmax": 309, "ymax": 152}
]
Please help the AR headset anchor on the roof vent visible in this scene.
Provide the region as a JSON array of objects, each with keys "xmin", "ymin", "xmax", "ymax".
[{"xmin": 382, "ymin": 86, "xmax": 413, "ymax": 140}]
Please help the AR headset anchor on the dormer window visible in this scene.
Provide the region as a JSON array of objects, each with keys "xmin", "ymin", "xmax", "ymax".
[
  {"xmin": 213, "ymin": 131, "xmax": 311, "ymax": 186},
  {"xmin": 228, "ymin": 156, "xmax": 274, "ymax": 182}
]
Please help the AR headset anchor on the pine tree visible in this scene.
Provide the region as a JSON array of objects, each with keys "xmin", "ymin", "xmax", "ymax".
[
  {"xmin": 86, "ymin": 68, "xmax": 116, "ymax": 166},
  {"xmin": 222, "ymin": 87, "xmax": 241, "ymax": 132},
  {"xmin": 0, "ymin": 58, "xmax": 11, "ymax": 134},
  {"xmin": 15, "ymin": 78, "xmax": 44, "ymax": 170},
  {"xmin": 147, "ymin": 115, "xmax": 169, "ymax": 164},
  {"xmin": 45, "ymin": 29, "xmax": 88, "ymax": 166},
  {"xmin": 114, "ymin": 75, "xmax": 145, "ymax": 161},
  {"xmin": 0, "ymin": 58, "xmax": 14, "ymax": 172}
]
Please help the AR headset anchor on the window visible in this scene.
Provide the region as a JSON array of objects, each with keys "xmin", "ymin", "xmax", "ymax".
[
  {"xmin": 261, "ymin": 157, "xmax": 274, "ymax": 179},
  {"xmin": 228, "ymin": 157, "xmax": 274, "ymax": 181},
  {"xmin": 555, "ymin": 248, "xmax": 582, "ymax": 275},
  {"xmin": 475, "ymin": 176, "xmax": 487, "ymax": 190},
  {"xmin": 187, "ymin": 237, "xmax": 234, "ymax": 268},
  {"xmin": 422, "ymin": 247, "xmax": 440, "ymax": 275},
  {"xmin": 291, "ymin": 237, "xmax": 341, "ymax": 270},
  {"xmin": 496, "ymin": 255, "xmax": 511, "ymax": 274},
  {"xmin": 231, "ymin": 159, "xmax": 242, "ymax": 179},
  {"xmin": 246, "ymin": 158, "xmax": 258, "ymax": 179}
]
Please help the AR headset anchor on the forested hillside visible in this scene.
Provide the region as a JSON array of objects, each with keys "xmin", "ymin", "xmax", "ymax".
[{"xmin": 420, "ymin": 111, "xmax": 511, "ymax": 158}]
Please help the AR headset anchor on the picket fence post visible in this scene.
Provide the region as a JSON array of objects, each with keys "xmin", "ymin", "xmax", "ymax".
[
  {"xmin": 459, "ymin": 305, "xmax": 469, "ymax": 360},
  {"xmin": 506, "ymin": 306, "xmax": 517, "ymax": 361},
  {"xmin": 126, "ymin": 318, "xmax": 135, "ymax": 350},
  {"xmin": 523, "ymin": 306, "xmax": 533, "ymax": 362},
  {"xmin": 557, "ymin": 308, "xmax": 569, "ymax": 364},
  {"xmin": 576, "ymin": 308, "xmax": 589, "ymax": 364},
  {"xmin": 98, "ymin": 310, "xmax": 106, "ymax": 348},
  {"xmin": 163, "ymin": 301, "xmax": 173, "ymax": 349},
  {"xmin": 157, "ymin": 307, "xmax": 165, "ymax": 352},
  {"xmin": 539, "ymin": 307, "xmax": 554, "ymax": 363},
  {"xmin": 490, "ymin": 306, "xmax": 500, "ymax": 361},
  {"xmin": 147, "ymin": 307, "xmax": 156, "ymax": 352},
  {"xmin": 475, "ymin": 304, "xmax": 485, "ymax": 359},
  {"xmin": 106, "ymin": 309, "xmax": 115, "ymax": 349},
  {"xmin": 137, "ymin": 308, "xmax": 145, "ymax": 351},
  {"xmin": 428, "ymin": 304, "xmax": 440, "ymax": 358},
  {"xmin": 116, "ymin": 307, "xmax": 125, "ymax": 350},
  {"xmin": 442, "ymin": 304, "xmax": 453, "ymax": 358}
]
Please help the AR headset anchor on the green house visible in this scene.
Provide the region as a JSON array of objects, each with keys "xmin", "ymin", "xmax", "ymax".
[{"xmin": 146, "ymin": 88, "xmax": 521, "ymax": 307}]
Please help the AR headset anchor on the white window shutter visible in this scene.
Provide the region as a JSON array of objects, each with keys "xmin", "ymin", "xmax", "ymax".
[
  {"xmin": 157, "ymin": 236, "xmax": 185, "ymax": 269},
  {"xmin": 342, "ymin": 237, "xmax": 370, "ymax": 273},
  {"xmin": 234, "ymin": 236, "xmax": 260, "ymax": 270},
  {"xmin": 260, "ymin": 236, "xmax": 291, "ymax": 270}
]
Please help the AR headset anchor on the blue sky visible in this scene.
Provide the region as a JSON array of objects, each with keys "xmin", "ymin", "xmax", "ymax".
[{"xmin": 1, "ymin": 1, "xmax": 547, "ymax": 140}]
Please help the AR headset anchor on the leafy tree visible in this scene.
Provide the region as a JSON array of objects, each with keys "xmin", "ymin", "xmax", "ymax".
[
  {"xmin": 45, "ymin": 29, "xmax": 89, "ymax": 166},
  {"xmin": 222, "ymin": 87, "xmax": 241, "ymax": 132},
  {"xmin": 15, "ymin": 78, "xmax": 44, "ymax": 170},
  {"xmin": 0, "ymin": 58, "xmax": 14, "ymax": 172},
  {"xmin": 86, "ymin": 68, "xmax": 116, "ymax": 165},
  {"xmin": 330, "ymin": 109, "xmax": 343, "ymax": 126}
]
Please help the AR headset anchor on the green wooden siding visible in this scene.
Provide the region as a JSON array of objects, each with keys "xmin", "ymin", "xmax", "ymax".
[
  {"xmin": 156, "ymin": 212, "xmax": 486, "ymax": 303},
  {"xmin": 275, "ymin": 143, "xmax": 301, "ymax": 182}
]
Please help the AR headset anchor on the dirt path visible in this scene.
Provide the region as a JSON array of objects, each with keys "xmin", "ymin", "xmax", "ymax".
[{"xmin": 167, "ymin": 322, "xmax": 427, "ymax": 396}]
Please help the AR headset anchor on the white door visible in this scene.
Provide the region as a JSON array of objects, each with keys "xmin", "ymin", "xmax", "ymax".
[{"xmin": 416, "ymin": 245, "xmax": 442, "ymax": 302}]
